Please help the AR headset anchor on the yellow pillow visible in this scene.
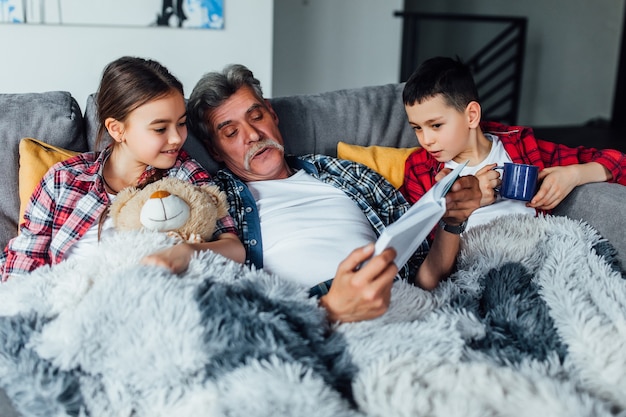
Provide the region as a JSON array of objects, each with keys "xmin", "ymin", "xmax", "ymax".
[
  {"xmin": 18, "ymin": 138, "xmax": 80, "ymax": 225},
  {"xmin": 337, "ymin": 141, "xmax": 418, "ymax": 189}
]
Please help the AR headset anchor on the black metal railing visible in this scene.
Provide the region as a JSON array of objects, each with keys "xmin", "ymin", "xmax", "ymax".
[{"xmin": 394, "ymin": 11, "xmax": 527, "ymax": 125}]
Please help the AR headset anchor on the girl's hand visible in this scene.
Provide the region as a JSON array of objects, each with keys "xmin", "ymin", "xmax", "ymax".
[
  {"xmin": 475, "ymin": 163, "xmax": 501, "ymax": 207},
  {"xmin": 140, "ymin": 233, "xmax": 245, "ymax": 274},
  {"xmin": 140, "ymin": 242, "xmax": 195, "ymax": 274}
]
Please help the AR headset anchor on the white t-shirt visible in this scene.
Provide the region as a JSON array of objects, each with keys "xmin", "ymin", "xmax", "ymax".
[
  {"xmin": 63, "ymin": 193, "xmax": 116, "ymax": 261},
  {"xmin": 444, "ymin": 135, "xmax": 535, "ymax": 230},
  {"xmin": 247, "ymin": 170, "xmax": 377, "ymax": 287}
]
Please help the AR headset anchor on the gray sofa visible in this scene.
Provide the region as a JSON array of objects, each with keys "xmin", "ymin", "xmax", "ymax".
[
  {"xmin": 2, "ymin": 84, "xmax": 625, "ymax": 266},
  {"xmin": 0, "ymin": 84, "xmax": 625, "ymax": 415}
]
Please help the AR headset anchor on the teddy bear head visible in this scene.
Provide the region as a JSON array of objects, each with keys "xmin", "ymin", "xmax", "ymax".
[{"xmin": 109, "ymin": 177, "xmax": 229, "ymax": 243}]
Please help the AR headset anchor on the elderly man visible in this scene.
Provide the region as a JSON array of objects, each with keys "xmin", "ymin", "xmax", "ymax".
[{"xmin": 187, "ymin": 64, "xmax": 481, "ymax": 323}]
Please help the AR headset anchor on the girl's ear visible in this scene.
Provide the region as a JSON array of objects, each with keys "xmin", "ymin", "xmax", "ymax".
[
  {"xmin": 105, "ymin": 117, "xmax": 125, "ymax": 143},
  {"xmin": 466, "ymin": 101, "xmax": 482, "ymax": 128}
]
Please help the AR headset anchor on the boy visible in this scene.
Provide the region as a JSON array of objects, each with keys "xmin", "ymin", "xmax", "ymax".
[{"xmin": 399, "ymin": 56, "xmax": 626, "ymax": 230}]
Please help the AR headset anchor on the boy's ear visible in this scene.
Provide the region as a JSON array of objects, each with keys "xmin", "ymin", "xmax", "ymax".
[{"xmin": 465, "ymin": 101, "xmax": 482, "ymax": 128}]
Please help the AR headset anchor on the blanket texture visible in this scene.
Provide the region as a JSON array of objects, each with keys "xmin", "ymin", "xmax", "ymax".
[{"xmin": 0, "ymin": 214, "xmax": 625, "ymax": 416}]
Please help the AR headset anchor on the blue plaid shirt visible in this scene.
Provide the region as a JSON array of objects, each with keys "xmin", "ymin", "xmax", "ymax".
[{"xmin": 214, "ymin": 155, "xmax": 429, "ymax": 291}]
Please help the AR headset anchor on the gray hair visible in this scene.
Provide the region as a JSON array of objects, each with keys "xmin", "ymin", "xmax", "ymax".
[{"xmin": 187, "ymin": 64, "xmax": 264, "ymax": 150}]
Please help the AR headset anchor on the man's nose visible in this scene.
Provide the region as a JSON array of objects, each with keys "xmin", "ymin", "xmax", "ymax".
[{"xmin": 244, "ymin": 124, "xmax": 261, "ymax": 143}]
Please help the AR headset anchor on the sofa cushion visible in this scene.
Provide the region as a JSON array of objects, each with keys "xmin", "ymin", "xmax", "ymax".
[
  {"xmin": 0, "ymin": 92, "xmax": 88, "ymax": 252},
  {"xmin": 337, "ymin": 141, "xmax": 417, "ymax": 188},
  {"xmin": 269, "ymin": 83, "xmax": 417, "ymax": 157},
  {"xmin": 18, "ymin": 138, "xmax": 80, "ymax": 225}
]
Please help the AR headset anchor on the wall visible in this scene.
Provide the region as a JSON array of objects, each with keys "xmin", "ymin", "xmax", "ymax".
[
  {"xmin": 0, "ymin": 0, "xmax": 274, "ymax": 111},
  {"xmin": 272, "ymin": 0, "xmax": 404, "ymax": 97},
  {"xmin": 4, "ymin": 1, "xmax": 616, "ymax": 127},
  {"xmin": 404, "ymin": 0, "xmax": 625, "ymax": 126}
]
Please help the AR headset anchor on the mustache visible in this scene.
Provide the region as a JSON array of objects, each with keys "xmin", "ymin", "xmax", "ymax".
[{"xmin": 244, "ymin": 139, "xmax": 284, "ymax": 170}]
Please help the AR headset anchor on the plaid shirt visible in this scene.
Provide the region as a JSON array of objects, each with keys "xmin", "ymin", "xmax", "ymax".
[
  {"xmin": 1, "ymin": 148, "xmax": 237, "ymax": 281},
  {"xmin": 400, "ymin": 120, "xmax": 626, "ymax": 206},
  {"xmin": 215, "ymin": 154, "xmax": 429, "ymax": 285}
]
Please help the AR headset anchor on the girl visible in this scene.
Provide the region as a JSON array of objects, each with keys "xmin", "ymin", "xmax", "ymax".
[{"xmin": 1, "ymin": 56, "xmax": 244, "ymax": 281}]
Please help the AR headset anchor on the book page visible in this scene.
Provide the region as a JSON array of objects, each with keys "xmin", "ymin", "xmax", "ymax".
[{"xmin": 373, "ymin": 160, "xmax": 469, "ymax": 269}]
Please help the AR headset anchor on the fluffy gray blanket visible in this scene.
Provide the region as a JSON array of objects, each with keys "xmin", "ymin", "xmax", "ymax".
[{"xmin": 0, "ymin": 214, "xmax": 625, "ymax": 417}]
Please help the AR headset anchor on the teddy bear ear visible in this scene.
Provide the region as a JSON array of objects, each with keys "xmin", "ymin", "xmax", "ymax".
[
  {"xmin": 109, "ymin": 186, "xmax": 140, "ymax": 225},
  {"xmin": 201, "ymin": 184, "xmax": 229, "ymax": 218}
]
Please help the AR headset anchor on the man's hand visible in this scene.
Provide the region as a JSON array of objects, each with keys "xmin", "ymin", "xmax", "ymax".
[
  {"xmin": 319, "ymin": 244, "xmax": 397, "ymax": 323},
  {"xmin": 441, "ymin": 175, "xmax": 481, "ymax": 225}
]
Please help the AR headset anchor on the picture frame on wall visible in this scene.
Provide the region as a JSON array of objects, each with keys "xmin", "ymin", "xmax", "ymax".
[{"xmin": 0, "ymin": 0, "xmax": 224, "ymax": 29}]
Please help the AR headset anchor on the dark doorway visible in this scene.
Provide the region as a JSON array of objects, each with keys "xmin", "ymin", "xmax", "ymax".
[{"xmin": 611, "ymin": 4, "xmax": 626, "ymax": 131}]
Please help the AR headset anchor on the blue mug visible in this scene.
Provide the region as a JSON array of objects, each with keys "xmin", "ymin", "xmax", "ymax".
[{"xmin": 495, "ymin": 163, "xmax": 539, "ymax": 201}]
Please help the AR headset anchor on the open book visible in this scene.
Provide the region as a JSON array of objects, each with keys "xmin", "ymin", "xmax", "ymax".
[{"xmin": 374, "ymin": 160, "xmax": 469, "ymax": 269}]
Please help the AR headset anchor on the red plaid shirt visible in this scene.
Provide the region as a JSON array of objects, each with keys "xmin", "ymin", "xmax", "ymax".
[
  {"xmin": 1, "ymin": 148, "xmax": 237, "ymax": 281},
  {"xmin": 400, "ymin": 121, "xmax": 626, "ymax": 206}
]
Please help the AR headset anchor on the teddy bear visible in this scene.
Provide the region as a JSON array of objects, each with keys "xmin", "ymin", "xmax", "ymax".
[{"xmin": 109, "ymin": 177, "xmax": 229, "ymax": 243}]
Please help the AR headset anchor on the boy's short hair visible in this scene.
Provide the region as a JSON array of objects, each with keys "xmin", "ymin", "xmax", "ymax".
[{"xmin": 402, "ymin": 56, "xmax": 479, "ymax": 113}]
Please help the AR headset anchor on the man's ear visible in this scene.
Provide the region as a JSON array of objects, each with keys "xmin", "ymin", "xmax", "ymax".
[
  {"xmin": 466, "ymin": 101, "xmax": 482, "ymax": 128},
  {"xmin": 105, "ymin": 117, "xmax": 125, "ymax": 142},
  {"xmin": 265, "ymin": 99, "xmax": 279, "ymax": 125},
  {"xmin": 208, "ymin": 145, "xmax": 224, "ymax": 162}
]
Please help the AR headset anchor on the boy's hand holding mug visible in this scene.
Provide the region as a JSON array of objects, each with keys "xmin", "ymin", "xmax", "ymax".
[{"xmin": 494, "ymin": 162, "xmax": 539, "ymax": 202}]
